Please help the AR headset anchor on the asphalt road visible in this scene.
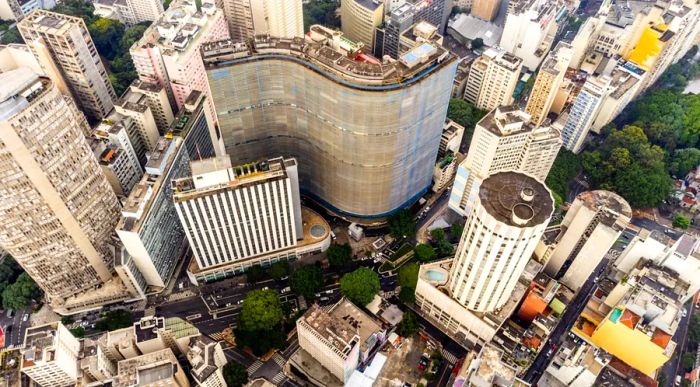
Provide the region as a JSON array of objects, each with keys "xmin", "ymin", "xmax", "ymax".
[
  {"xmin": 522, "ymin": 258, "xmax": 610, "ymax": 384},
  {"xmin": 0, "ymin": 308, "xmax": 30, "ymax": 347},
  {"xmin": 659, "ymin": 302, "xmax": 695, "ymax": 387},
  {"xmin": 630, "ymin": 217, "xmax": 683, "ymax": 240}
]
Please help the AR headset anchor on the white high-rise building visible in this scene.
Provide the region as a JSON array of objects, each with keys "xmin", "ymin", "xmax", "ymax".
[
  {"xmin": 525, "ymin": 42, "xmax": 573, "ymax": 126},
  {"xmin": 222, "ymin": 0, "xmax": 302, "ymax": 40},
  {"xmin": 91, "ymin": 120, "xmax": 144, "ymax": 198},
  {"xmin": 173, "ymin": 156, "xmax": 302, "ymax": 271},
  {"xmin": 448, "ymin": 106, "xmax": 561, "ymax": 216},
  {"xmin": 21, "ymin": 322, "xmax": 80, "ymax": 386},
  {"xmin": 499, "ymin": 0, "xmax": 565, "ymax": 71},
  {"xmin": 448, "ymin": 171, "xmax": 554, "ymax": 312},
  {"xmin": 93, "ymin": 0, "xmax": 163, "ymax": 26},
  {"xmin": 561, "ymin": 75, "xmax": 610, "ymax": 153},
  {"xmin": 18, "ymin": 10, "xmax": 117, "ymax": 122},
  {"xmin": 543, "ymin": 190, "xmax": 631, "ymax": 291},
  {"xmin": 464, "ymin": 47, "xmax": 522, "ymax": 111}
]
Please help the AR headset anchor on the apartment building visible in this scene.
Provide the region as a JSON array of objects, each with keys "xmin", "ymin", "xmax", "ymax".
[
  {"xmin": 561, "ymin": 75, "xmax": 611, "ymax": 153},
  {"xmin": 222, "ymin": 0, "xmax": 302, "ymax": 40},
  {"xmin": 0, "ymin": 68, "xmax": 132, "ymax": 311},
  {"xmin": 471, "ymin": 0, "xmax": 501, "ymax": 21},
  {"xmin": 525, "ymin": 42, "xmax": 573, "ymax": 126},
  {"xmin": 91, "ymin": 119, "xmax": 144, "ymax": 197},
  {"xmin": 341, "ymin": 0, "xmax": 384, "ymax": 52},
  {"xmin": 124, "ymin": 80, "xmax": 175, "ymax": 134},
  {"xmin": 93, "ymin": 0, "xmax": 163, "ymax": 26},
  {"xmin": 448, "ymin": 106, "xmax": 561, "ymax": 216},
  {"xmin": 130, "ymin": 0, "xmax": 229, "ymax": 120},
  {"xmin": 463, "ymin": 47, "xmax": 522, "ymax": 111},
  {"xmin": 543, "ymin": 190, "xmax": 632, "ymax": 291},
  {"xmin": 18, "ymin": 10, "xmax": 116, "ymax": 122},
  {"xmin": 20, "ymin": 323, "xmax": 80, "ymax": 386}
]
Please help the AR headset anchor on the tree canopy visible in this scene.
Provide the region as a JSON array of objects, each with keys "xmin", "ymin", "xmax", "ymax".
[
  {"xmin": 302, "ymin": 0, "xmax": 340, "ymax": 31},
  {"xmin": 673, "ymin": 214, "xmax": 691, "ymax": 229},
  {"xmin": 326, "ymin": 243, "xmax": 353, "ymax": 268},
  {"xmin": 269, "ymin": 261, "xmax": 289, "ymax": 281},
  {"xmin": 290, "ymin": 265, "xmax": 323, "ymax": 299},
  {"xmin": 414, "ymin": 244, "xmax": 436, "ymax": 262},
  {"xmin": 340, "ymin": 268, "xmax": 380, "ymax": 306},
  {"xmin": 430, "ymin": 228, "xmax": 454, "ymax": 257},
  {"xmin": 222, "ymin": 361, "xmax": 249, "ymax": 387},
  {"xmin": 398, "ymin": 263, "xmax": 419, "ymax": 289},
  {"xmin": 447, "ymin": 98, "xmax": 488, "ymax": 145},
  {"xmin": 388, "ymin": 209, "xmax": 417, "ymax": 239},
  {"xmin": 545, "ymin": 150, "xmax": 582, "ymax": 206},
  {"xmin": 95, "ymin": 309, "xmax": 133, "ymax": 331},
  {"xmin": 582, "ymin": 126, "xmax": 672, "ymax": 208},
  {"xmin": 397, "ymin": 310, "xmax": 419, "ymax": 337},
  {"xmin": 238, "ymin": 290, "xmax": 283, "ymax": 332},
  {"xmin": 2, "ymin": 272, "xmax": 41, "ymax": 310}
]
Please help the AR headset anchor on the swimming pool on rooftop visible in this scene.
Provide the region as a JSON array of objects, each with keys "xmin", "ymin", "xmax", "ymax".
[{"xmin": 424, "ymin": 268, "xmax": 448, "ymax": 285}]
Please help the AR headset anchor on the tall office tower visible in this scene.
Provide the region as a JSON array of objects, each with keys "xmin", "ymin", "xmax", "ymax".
[
  {"xmin": 130, "ymin": 0, "xmax": 229, "ymax": 120},
  {"xmin": 18, "ymin": 10, "xmax": 116, "ymax": 122},
  {"xmin": 448, "ymin": 171, "xmax": 554, "ymax": 312},
  {"xmin": 525, "ymin": 42, "xmax": 572, "ymax": 126},
  {"xmin": 463, "ymin": 47, "xmax": 522, "ymax": 111},
  {"xmin": 167, "ymin": 90, "xmax": 222, "ymax": 160},
  {"xmin": 115, "ymin": 88, "xmax": 162, "ymax": 162},
  {"xmin": 221, "ymin": 0, "xmax": 302, "ymax": 41},
  {"xmin": 341, "ymin": 0, "xmax": 384, "ymax": 52},
  {"xmin": 173, "ymin": 156, "xmax": 302, "ymax": 270},
  {"xmin": 561, "ymin": 75, "xmax": 610, "ymax": 153},
  {"xmin": 91, "ymin": 119, "xmax": 145, "ymax": 197},
  {"xmin": 121, "ymin": 80, "xmax": 175, "ymax": 135},
  {"xmin": 202, "ymin": 29, "xmax": 457, "ymax": 218},
  {"xmin": 260, "ymin": 0, "xmax": 303, "ymax": 39},
  {"xmin": 93, "ymin": 0, "xmax": 163, "ymax": 26},
  {"xmin": 0, "ymin": 68, "xmax": 121, "ymax": 305},
  {"xmin": 591, "ymin": 59, "xmax": 645, "ymax": 133},
  {"xmin": 471, "ymin": 0, "xmax": 501, "ymax": 21},
  {"xmin": 448, "ymin": 106, "xmax": 561, "ymax": 216},
  {"xmin": 21, "ymin": 322, "xmax": 80, "ymax": 386},
  {"xmin": 378, "ymin": 0, "xmax": 448, "ymax": 59},
  {"xmin": 499, "ymin": 0, "xmax": 565, "ymax": 71},
  {"xmin": 117, "ymin": 137, "xmax": 191, "ymax": 290},
  {"xmin": 544, "ymin": 190, "xmax": 631, "ymax": 291}
]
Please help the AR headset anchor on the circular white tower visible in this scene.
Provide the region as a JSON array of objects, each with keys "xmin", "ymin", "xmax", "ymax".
[{"xmin": 448, "ymin": 171, "xmax": 554, "ymax": 312}]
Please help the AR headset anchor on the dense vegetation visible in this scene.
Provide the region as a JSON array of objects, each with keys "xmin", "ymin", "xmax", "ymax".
[
  {"xmin": 340, "ymin": 268, "xmax": 380, "ymax": 306},
  {"xmin": 51, "ymin": 0, "xmax": 150, "ymax": 95},
  {"xmin": 0, "ymin": 21, "xmax": 22, "ymax": 45},
  {"xmin": 571, "ymin": 45, "xmax": 700, "ymax": 208},
  {"xmin": 447, "ymin": 98, "xmax": 488, "ymax": 145},
  {"xmin": 223, "ymin": 361, "xmax": 249, "ymax": 387},
  {"xmin": 235, "ymin": 289, "xmax": 286, "ymax": 356},
  {"xmin": 302, "ymin": 0, "xmax": 340, "ymax": 31},
  {"xmin": 95, "ymin": 309, "xmax": 133, "ymax": 331},
  {"xmin": 545, "ymin": 150, "xmax": 582, "ymax": 206},
  {"xmin": 0, "ymin": 257, "xmax": 41, "ymax": 310}
]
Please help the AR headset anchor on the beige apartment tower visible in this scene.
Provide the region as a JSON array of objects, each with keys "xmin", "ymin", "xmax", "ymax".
[
  {"xmin": 341, "ymin": 0, "xmax": 384, "ymax": 52},
  {"xmin": 464, "ymin": 47, "xmax": 522, "ymax": 111},
  {"xmin": 18, "ymin": 10, "xmax": 117, "ymax": 122},
  {"xmin": 0, "ymin": 68, "xmax": 120, "ymax": 304},
  {"xmin": 471, "ymin": 0, "xmax": 501, "ymax": 21},
  {"xmin": 525, "ymin": 42, "xmax": 572, "ymax": 126},
  {"xmin": 223, "ymin": 0, "xmax": 302, "ymax": 40}
]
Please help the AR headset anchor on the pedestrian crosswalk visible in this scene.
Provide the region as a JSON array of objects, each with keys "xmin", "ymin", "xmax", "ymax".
[
  {"xmin": 272, "ymin": 353, "xmax": 286, "ymax": 367},
  {"xmin": 440, "ymin": 348, "xmax": 459, "ymax": 364},
  {"xmin": 247, "ymin": 360, "xmax": 263, "ymax": 374},
  {"xmin": 271, "ymin": 372, "xmax": 287, "ymax": 385}
]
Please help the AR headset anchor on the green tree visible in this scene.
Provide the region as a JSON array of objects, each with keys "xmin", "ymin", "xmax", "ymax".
[
  {"xmin": 673, "ymin": 214, "xmax": 691, "ymax": 229},
  {"xmin": 222, "ymin": 361, "xmax": 249, "ymax": 387},
  {"xmin": 245, "ymin": 265, "xmax": 266, "ymax": 283},
  {"xmin": 414, "ymin": 244, "xmax": 436, "ymax": 262},
  {"xmin": 0, "ymin": 257, "xmax": 22, "ymax": 295},
  {"xmin": 290, "ymin": 265, "xmax": 323, "ymax": 298},
  {"xmin": 88, "ymin": 18, "xmax": 125, "ymax": 60},
  {"xmin": 471, "ymin": 38, "xmax": 484, "ymax": 50},
  {"xmin": 2, "ymin": 273, "xmax": 41, "ymax": 310},
  {"xmin": 388, "ymin": 209, "xmax": 417, "ymax": 239},
  {"xmin": 326, "ymin": 243, "xmax": 353, "ymax": 268},
  {"xmin": 447, "ymin": 99, "xmax": 487, "ymax": 145},
  {"xmin": 397, "ymin": 311, "xmax": 419, "ymax": 337},
  {"xmin": 340, "ymin": 268, "xmax": 380, "ymax": 306},
  {"xmin": 235, "ymin": 325, "xmax": 286, "ymax": 357},
  {"xmin": 69, "ymin": 327, "xmax": 85, "ymax": 338},
  {"xmin": 269, "ymin": 261, "xmax": 290, "ymax": 281},
  {"xmin": 95, "ymin": 309, "xmax": 133, "ymax": 331},
  {"xmin": 398, "ymin": 287, "xmax": 416, "ymax": 304},
  {"xmin": 670, "ymin": 148, "xmax": 700, "ymax": 177},
  {"xmin": 222, "ymin": 360, "xmax": 248, "ymax": 387},
  {"xmin": 238, "ymin": 290, "xmax": 283, "ymax": 332},
  {"xmin": 689, "ymin": 315, "xmax": 700, "ymax": 346},
  {"xmin": 545, "ymin": 150, "xmax": 582, "ymax": 205},
  {"xmin": 682, "ymin": 352, "xmax": 696, "ymax": 372},
  {"xmin": 430, "ymin": 228, "xmax": 454, "ymax": 257},
  {"xmin": 0, "ymin": 27, "xmax": 23, "ymax": 44},
  {"xmin": 398, "ymin": 263, "xmax": 419, "ymax": 289},
  {"xmin": 450, "ymin": 223, "xmax": 464, "ymax": 242},
  {"xmin": 302, "ymin": 0, "xmax": 340, "ymax": 31}
]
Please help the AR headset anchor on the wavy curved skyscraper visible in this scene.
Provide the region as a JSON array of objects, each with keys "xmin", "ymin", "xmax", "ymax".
[{"xmin": 202, "ymin": 26, "xmax": 457, "ymax": 218}]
